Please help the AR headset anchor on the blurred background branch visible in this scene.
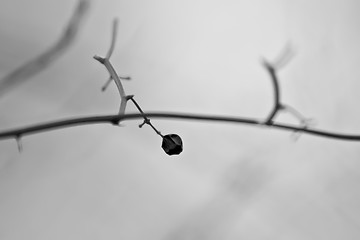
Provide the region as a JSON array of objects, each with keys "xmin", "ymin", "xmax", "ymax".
[{"xmin": 0, "ymin": 0, "xmax": 90, "ymax": 97}]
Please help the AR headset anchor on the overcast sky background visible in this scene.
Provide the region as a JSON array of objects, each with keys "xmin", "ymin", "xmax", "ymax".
[{"xmin": 0, "ymin": 0, "xmax": 360, "ymax": 239}]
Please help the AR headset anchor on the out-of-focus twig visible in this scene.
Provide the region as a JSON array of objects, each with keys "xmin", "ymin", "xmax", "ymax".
[
  {"xmin": 0, "ymin": 0, "xmax": 90, "ymax": 96},
  {"xmin": 263, "ymin": 45, "xmax": 311, "ymax": 129},
  {"xmin": 262, "ymin": 59, "xmax": 281, "ymax": 124}
]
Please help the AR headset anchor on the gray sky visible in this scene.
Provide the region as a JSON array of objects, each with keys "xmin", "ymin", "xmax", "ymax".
[{"xmin": 0, "ymin": 0, "xmax": 360, "ymax": 239}]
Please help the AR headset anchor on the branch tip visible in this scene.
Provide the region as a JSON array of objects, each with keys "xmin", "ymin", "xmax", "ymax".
[
  {"xmin": 261, "ymin": 58, "xmax": 270, "ymax": 68},
  {"xmin": 15, "ymin": 135, "xmax": 23, "ymax": 152},
  {"xmin": 101, "ymin": 76, "xmax": 112, "ymax": 92},
  {"xmin": 106, "ymin": 18, "xmax": 119, "ymax": 59},
  {"xmin": 139, "ymin": 120, "xmax": 146, "ymax": 128},
  {"xmin": 125, "ymin": 95, "xmax": 134, "ymax": 101},
  {"xmin": 273, "ymin": 43, "xmax": 295, "ymax": 69},
  {"xmin": 120, "ymin": 76, "xmax": 131, "ymax": 80},
  {"xmin": 93, "ymin": 55, "xmax": 105, "ymax": 64}
]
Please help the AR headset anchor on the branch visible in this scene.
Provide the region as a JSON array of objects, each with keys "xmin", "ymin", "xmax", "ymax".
[
  {"xmin": 0, "ymin": 112, "xmax": 359, "ymax": 141},
  {"xmin": 263, "ymin": 45, "xmax": 311, "ymax": 129},
  {"xmin": 94, "ymin": 55, "xmax": 128, "ymax": 114},
  {"xmin": 0, "ymin": 0, "xmax": 90, "ymax": 97},
  {"xmin": 106, "ymin": 18, "xmax": 118, "ymax": 59},
  {"xmin": 127, "ymin": 95, "xmax": 163, "ymax": 137},
  {"xmin": 93, "ymin": 19, "xmax": 131, "ymax": 115},
  {"xmin": 93, "ymin": 19, "xmax": 163, "ymax": 138},
  {"xmin": 262, "ymin": 59, "xmax": 281, "ymax": 124}
]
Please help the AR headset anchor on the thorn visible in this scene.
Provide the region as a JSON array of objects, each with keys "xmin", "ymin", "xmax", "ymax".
[
  {"xmin": 301, "ymin": 118, "xmax": 317, "ymax": 128},
  {"xmin": 120, "ymin": 76, "xmax": 131, "ymax": 80},
  {"xmin": 290, "ymin": 118, "xmax": 315, "ymax": 141},
  {"xmin": 139, "ymin": 118, "xmax": 150, "ymax": 128},
  {"xmin": 125, "ymin": 95, "xmax": 134, "ymax": 100},
  {"xmin": 101, "ymin": 76, "xmax": 112, "ymax": 91},
  {"xmin": 110, "ymin": 118, "xmax": 120, "ymax": 126},
  {"xmin": 93, "ymin": 55, "xmax": 105, "ymax": 64},
  {"xmin": 16, "ymin": 136, "xmax": 23, "ymax": 152},
  {"xmin": 290, "ymin": 130, "xmax": 303, "ymax": 141}
]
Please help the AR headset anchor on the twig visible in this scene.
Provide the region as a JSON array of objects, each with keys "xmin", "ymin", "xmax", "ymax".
[
  {"xmin": 127, "ymin": 95, "xmax": 163, "ymax": 137},
  {"xmin": 101, "ymin": 75, "xmax": 131, "ymax": 92},
  {"xmin": 94, "ymin": 19, "xmax": 162, "ymax": 137},
  {"xmin": 262, "ymin": 59, "xmax": 281, "ymax": 124},
  {"xmin": 0, "ymin": 0, "xmax": 90, "ymax": 97},
  {"xmin": 94, "ymin": 55, "xmax": 128, "ymax": 114},
  {"xmin": 0, "ymin": 112, "xmax": 359, "ymax": 141},
  {"xmin": 263, "ymin": 45, "xmax": 309, "ymax": 128},
  {"xmin": 106, "ymin": 18, "xmax": 118, "ymax": 59},
  {"xmin": 15, "ymin": 135, "xmax": 22, "ymax": 152},
  {"xmin": 93, "ymin": 18, "xmax": 131, "ymax": 115},
  {"xmin": 272, "ymin": 43, "xmax": 294, "ymax": 69}
]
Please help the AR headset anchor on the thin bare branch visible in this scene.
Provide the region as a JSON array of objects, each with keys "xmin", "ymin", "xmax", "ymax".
[
  {"xmin": 0, "ymin": 0, "xmax": 90, "ymax": 97},
  {"xmin": 102, "ymin": 75, "xmax": 131, "ymax": 92},
  {"xmin": 262, "ymin": 59, "xmax": 281, "ymax": 124},
  {"xmin": 94, "ymin": 19, "xmax": 130, "ymax": 115},
  {"xmin": 101, "ymin": 76, "xmax": 113, "ymax": 91},
  {"xmin": 281, "ymin": 104, "xmax": 312, "ymax": 125},
  {"xmin": 127, "ymin": 95, "xmax": 163, "ymax": 137},
  {"xmin": 94, "ymin": 56, "xmax": 128, "ymax": 114},
  {"xmin": 263, "ymin": 45, "xmax": 307, "ymax": 127},
  {"xmin": 106, "ymin": 18, "xmax": 118, "ymax": 59},
  {"xmin": 16, "ymin": 136, "xmax": 22, "ymax": 152},
  {"xmin": 273, "ymin": 43, "xmax": 295, "ymax": 69},
  {"xmin": 0, "ymin": 112, "xmax": 359, "ymax": 142}
]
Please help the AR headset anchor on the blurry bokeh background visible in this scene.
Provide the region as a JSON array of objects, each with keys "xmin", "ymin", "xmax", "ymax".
[{"xmin": 1, "ymin": 0, "xmax": 360, "ymax": 239}]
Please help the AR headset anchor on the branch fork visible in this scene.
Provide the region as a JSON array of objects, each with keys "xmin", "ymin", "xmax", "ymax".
[
  {"xmin": 93, "ymin": 19, "xmax": 132, "ymax": 116},
  {"xmin": 93, "ymin": 19, "xmax": 163, "ymax": 138},
  {"xmin": 262, "ymin": 45, "xmax": 313, "ymax": 138}
]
